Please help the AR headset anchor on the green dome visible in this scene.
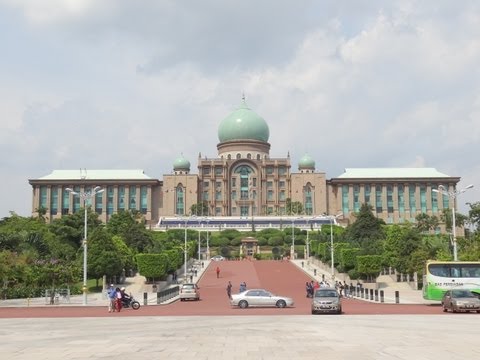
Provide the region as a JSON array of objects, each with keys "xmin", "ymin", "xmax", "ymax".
[
  {"xmin": 173, "ymin": 155, "xmax": 190, "ymax": 171},
  {"xmin": 218, "ymin": 100, "xmax": 270, "ymax": 142},
  {"xmin": 299, "ymin": 153, "xmax": 315, "ymax": 169}
]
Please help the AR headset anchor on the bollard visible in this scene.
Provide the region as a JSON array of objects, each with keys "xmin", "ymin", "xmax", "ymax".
[
  {"xmin": 314, "ymin": 269, "xmax": 317, "ymax": 276},
  {"xmin": 395, "ymin": 290, "xmax": 400, "ymax": 304},
  {"xmin": 143, "ymin": 292, "xmax": 148, "ymax": 306},
  {"xmin": 369, "ymin": 289, "xmax": 374, "ymax": 301},
  {"xmin": 374, "ymin": 289, "xmax": 379, "ymax": 302},
  {"xmin": 361, "ymin": 288, "xmax": 364, "ymax": 299},
  {"xmin": 380, "ymin": 290, "xmax": 384, "ymax": 303}
]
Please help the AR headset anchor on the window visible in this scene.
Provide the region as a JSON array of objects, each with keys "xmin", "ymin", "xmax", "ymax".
[
  {"xmin": 280, "ymin": 190, "xmax": 286, "ymax": 201},
  {"xmin": 140, "ymin": 186, "xmax": 148, "ymax": 214},
  {"xmin": 266, "ymin": 166, "xmax": 274, "ymax": 175},
  {"xmin": 353, "ymin": 185, "xmax": 360, "ymax": 213},
  {"xmin": 231, "ymin": 190, "xmax": 237, "ymax": 200},
  {"xmin": 387, "ymin": 185, "xmax": 393, "ymax": 214},
  {"xmin": 342, "ymin": 185, "xmax": 349, "ymax": 214},
  {"xmin": 375, "ymin": 185, "xmax": 382, "ymax": 213},
  {"xmin": 203, "ymin": 181, "xmax": 209, "ymax": 187},
  {"xmin": 304, "ymin": 185, "xmax": 313, "ymax": 215},
  {"xmin": 215, "ymin": 167, "xmax": 223, "ymax": 176},
  {"xmin": 216, "ymin": 181, "xmax": 222, "ymax": 188},
  {"xmin": 236, "ymin": 153, "xmax": 241, "ymax": 159},
  {"xmin": 252, "ymin": 178, "xmax": 257, "ymax": 187},
  {"xmin": 256, "ymin": 154, "xmax": 260, "ymax": 160},
  {"xmin": 39, "ymin": 186, "xmax": 47, "ymax": 209},
  {"xmin": 440, "ymin": 184, "xmax": 449, "ymax": 209},
  {"xmin": 176, "ymin": 187, "xmax": 184, "ymax": 215},
  {"xmin": 118, "ymin": 186, "xmax": 125, "ymax": 211},
  {"xmin": 364, "ymin": 185, "xmax": 371, "ymax": 205},
  {"xmin": 202, "ymin": 191, "xmax": 209, "ymax": 201},
  {"xmin": 431, "ymin": 186, "xmax": 438, "ymax": 214},
  {"xmin": 267, "ymin": 181, "xmax": 273, "ymax": 188},
  {"xmin": 278, "ymin": 166, "xmax": 286, "ymax": 175},
  {"xmin": 62, "ymin": 187, "xmax": 70, "ymax": 215},
  {"xmin": 247, "ymin": 153, "xmax": 251, "ymax": 159},
  {"xmin": 95, "ymin": 188, "xmax": 103, "ymax": 214},
  {"xmin": 50, "ymin": 186, "xmax": 58, "ymax": 215},
  {"xmin": 73, "ymin": 186, "xmax": 81, "ymax": 213},
  {"xmin": 203, "ymin": 167, "xmax": 211, "ymax": 175},
  {"xmin": 129, "ymin": 186, "xmax": 137, "ymax": 210},
  {"xmin": 420, "ymin": 185, "xmax": 427, "ymax": 213},
  {"xmin": 279, "ymin": 181, "xmax": 285, "ymax": 188},
  {"xmin": 267, "ymin": 190, "xmax": 273, "ymax": 201},
  {"xmin": 231, "ymin": 178, "xmax": 236, "ymax": 187},
  {"xmin": 215, "ymin": 207, "xmax": 221, "ymax": 215},
  {"xmin": 107, "ymin": 186, "xmax": 114, "ymax": 215},
  {"xmin": 409, "ymin": 185, "xmax": 416, "ymax": 213},
  {"xmin": 228, "ymin": 154, "xmax": 231, "ymax": 160},
  {"xmin": 215, "ymin": 191, "xmax": 222, "ymax": 201},
  {"xmin": 398, "ymin": 185, "xmax": 405, "ymax": 214}
]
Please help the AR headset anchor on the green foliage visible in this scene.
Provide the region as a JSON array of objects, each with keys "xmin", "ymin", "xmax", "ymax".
[
  {"xmin": 190, "ymin": 201, "xmax": 209, "ymax": 216},
  {"xmin": 135, "ymin": 253, "xmax": 168, "ymax": 279},
  {"xmin": 219, "ymin": 246, "xmax": 231, "ymax": 258},
  {"xmin": 316, "ymin": 242, "xmax": 329, "ymax": 261},
  {"xmin": 256, "ymin": 236, "xmax": 268, "ymax": 246},
  {"xmin": 106, "ymin": 211, "xmax": 152, "ymax": 252},
  {"xmin": 415, "ymin": 213, "xmax": 439, "ymax": 232},
  {"xmin": 87, "ymin": 228, "xmax": 124, "ymax": 282},
  {"xmin": 285, "ymin": 198, "xmax": 304, "ymax": 215},
  {"xmin": 383, "ymin": 224, "xmax": 422, "ymax": 273},
  {"xmin": 218, "ymin": 229, "xmax": 242, "ymax": 240},
  {"xmin": 344, "ymin": 204, "xmax": 385, "ymax": 254},
  {"xmin": 339, "ymin": 248, "xmax": 360, "ymax": 271},
  {"xmin": 356, "ymin": 255, "xmax": 383, "ymax": 277},
  {"xmin": 268, "ymin": 236, "xmax": 284, "ymax": 246}
]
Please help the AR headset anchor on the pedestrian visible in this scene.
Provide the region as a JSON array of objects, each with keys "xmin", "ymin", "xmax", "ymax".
[
  {"xmin": 190, "ymin": 275, "xmax": 193, "ymax": 283},
  {"xmin": 115, "ymin": 287, "xmax": 123, "ymax": 312},
  {"xmin": 194, "ymin": 269, "xmax": 198, "ymax": 277},
  {"xmin": 239, "ymin": 281, "xmax": 246, "ymax": 293},
  {"xmin": 107, "ymin": 284, "xmax": 117, "ymax": 313},
  {"xmin": 226, "ymin": 281, "xmax": 232, "ymax": 299},
  {"xmin": 216, "ymin": 266, "xmax": 220, "ymax": 278}
]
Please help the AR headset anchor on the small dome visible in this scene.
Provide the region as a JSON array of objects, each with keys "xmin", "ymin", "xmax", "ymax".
[
  {"xmin": 298, "ymin": 153, "xmax": 315, "ymax": 170},
  {"xmin": 218, "ymin": 99, "xmax": 270, "ymax": 143},
  {"xmin": 173, "ymin": 155, "xmax": 190, "ymax": 171}
]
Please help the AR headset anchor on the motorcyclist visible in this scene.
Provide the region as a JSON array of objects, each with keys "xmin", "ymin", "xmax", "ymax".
[{"xmin": 120, "ymin": 287, "xmax": 131, "ymax": 306}]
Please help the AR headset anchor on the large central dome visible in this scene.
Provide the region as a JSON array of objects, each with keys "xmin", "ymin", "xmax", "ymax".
[{"xmin": 218, "ymin": 99, "xmax": 270, "ymax": 143}]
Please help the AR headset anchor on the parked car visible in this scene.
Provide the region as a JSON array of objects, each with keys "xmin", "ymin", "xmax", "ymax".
[
  {"xmin": 311, "ymin": 287, "xmax": 342, "ymax": 314},
  {"xmin": 179, "ymin": 283, "xmax": 200, "ymax": 301},
  {"xmin": 442, "ymin": 289, "xmax": 480, "ymax": 313},
  {"xmin": 230, "ymin": 289, "xmax": 294, "ymax": 309},
  {"xmin": 211, "ymin": 255, "xmax": 225, "ymax": 261}
]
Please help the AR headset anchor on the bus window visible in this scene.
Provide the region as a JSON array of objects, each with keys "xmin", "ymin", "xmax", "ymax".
[{"xmin": 428, "ymin": 265, "xmax": 448, "ymax": 277}]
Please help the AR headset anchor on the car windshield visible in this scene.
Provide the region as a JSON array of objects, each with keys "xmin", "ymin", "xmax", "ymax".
[
  {"xmin": 452, "ymin": 290, "xmax": 476, "ymax": 298},
  {"xmin": 315, "ymin": 290, "xmax": 338, "ymax": 298},
  {"xmin": 182, "ymin": 284, "xmax": 195, "ymax": 289}
]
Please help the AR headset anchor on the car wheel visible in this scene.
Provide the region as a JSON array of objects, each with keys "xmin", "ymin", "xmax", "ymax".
[
  {"xmin": 442, "ymin": 305, "xmax": 448, "ymax": 312},
  {"xmin": 238, "ymin": 300, "xmax": 248, "ymax": 309},
  {"xmin": 477, "ymin": 310, "xmax": 480, "ymax": 313},
  {"xmin": 180, "ymin": 298, "xmax": 184, "ymax": 302},
  {"xmin": 451, "ymin": 304, "xmax": 456, "ymax": 313},
  {"xmin": 276, "ymin": 300, "xmax": 287, "ymax": 308},
  {"xmin": 337, "ymin": 308, "xmax": 342, "ymax": 314},
  {"xmin": 311, "ymin": 310, "xmax": 316, "ymax": 315}
]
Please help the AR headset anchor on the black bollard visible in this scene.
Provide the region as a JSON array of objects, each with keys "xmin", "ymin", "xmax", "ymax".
[
  {"xmin": 143, "ymin": 292, "xmax": 148, "ymax": 306},
  {"xmin": 157, "ymin": 291, "xmax": 161, "ymax": 305},
  {"xmin": 369, "ymin": 289, "xmax": 374, "ymax": 301},
  {"xmin": 361, "ymin": 288, "xmax": 364, "ymax": 299},
  {"xmin": 314, "ymin": 269, "xmax": 317, "ymax": 276},
  {"xmin": 374, "ymin": 289, "xmax": 379, "ymax": 302},
  {"xmin": 395, "ymin": 290, "xmax": 400, "ymax": 304},
  {"xmin": 380, "ymin": 290, "xmax": 384, "ymax": 303}
]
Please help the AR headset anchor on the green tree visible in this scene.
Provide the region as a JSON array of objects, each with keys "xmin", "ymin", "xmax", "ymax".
[
  {"xmin": 190, "ymin": 201, "xmax": 209, "ymax": 216},
  {"xmin": 87, "ymin": 228, "xmax": 124, "ymax": 285},
  {"xmin": 344, "ymin": 204, "xmax": 385, "ymax": 254},
  {"xmin": 383, "ymin": 224, "xmax": 422, "ymax": 273},
  {"xmin": 106, "ymin": 211, "xmax": 152, "ymax": 252},
  {"xmin": 415, "ymin": 213, "xmax": 439, "ymax": 232},
  {"xmin": 285, "ymin": 198, "xmax": 304, "ymax": 215}
]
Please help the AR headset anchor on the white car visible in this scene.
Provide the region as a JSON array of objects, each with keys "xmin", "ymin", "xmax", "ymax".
[
  {"xmin": 211, "ymin": 255, "xmax": 225, "ymax": 261},
  {"xmin": 230, "ymin": 289, "xmax": 294, "ymax": 309}
]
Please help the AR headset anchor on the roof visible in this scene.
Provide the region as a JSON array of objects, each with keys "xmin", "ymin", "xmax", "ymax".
[
  {"xmin": 335, "ymin": 168, "xmax": 453, "ymax": 179},
  {"xmin": 36, "ymin": 169, "xmax": 153, "ymax": 181}
]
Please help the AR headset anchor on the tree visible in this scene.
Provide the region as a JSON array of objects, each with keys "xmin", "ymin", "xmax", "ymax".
[
  {"xmin": 467, "ymin": 202, "xmax": 480, "ymax": 230},
  {"xmin": 415, "ymin": 213, "xmax": 439, "ymax": 232},
  {"xmin": 87, "ymin": 228, "xmax": 124, "ymax": 285},
  {"xmin": 106, "ymin": 211, "xmax": 152, "ymax": 252},
  {"xmin": 344, "ymin": 204, "xmax": 385, "ymax": 254},
  {"xmin": 285, "ymin": 198, "xmax": 303, "ymax": 215},
  {"xmin": 383, "ymin": 224, "xmax": 422, "ymax": 273},
  {"xmin": 190, "ymin": 201, "xmax": 209, "ymax": 216}
]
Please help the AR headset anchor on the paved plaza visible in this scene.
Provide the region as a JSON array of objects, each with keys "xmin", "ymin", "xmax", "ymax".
[{"xmin": 1, "ymin": 315, "xmax": 478, "ymax": 360}]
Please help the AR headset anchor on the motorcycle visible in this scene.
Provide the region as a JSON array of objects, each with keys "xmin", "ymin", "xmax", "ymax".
[{"xmin": 121, "ymin": 295, "xmax": 141, "ymax": 310}]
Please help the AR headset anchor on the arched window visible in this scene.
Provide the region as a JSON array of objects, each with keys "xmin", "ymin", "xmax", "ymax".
[
  {"xmin": 247, "ymin": 153, "xmax": 252, "ymax": 159},
  {"xmin": 256, "ymin": 154, "xmax": 260, "ymax": 160},
  {"xmin": 236, "ymin": 153, "xmax": 241, "ymax": 159},
  {"xmin": 175, "ymin": 186, "xmax": 184, "ymax": 215},
  {"xmin": 227, "ymin": 154, "xmax": 231, "ymax": 160},
  {"xmin": 304, "ymin": 183, "xmax": 313, "ymax": 215}
]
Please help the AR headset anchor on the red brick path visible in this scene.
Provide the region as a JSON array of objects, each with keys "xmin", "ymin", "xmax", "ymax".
[{"xmin": 0, "ymin": 260, "xmax": 448, "ymax": 318}]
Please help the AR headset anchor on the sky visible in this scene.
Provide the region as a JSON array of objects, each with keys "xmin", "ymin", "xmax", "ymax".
[{"xmin": 1, "ymin": 0, "xmax": 479, "ymax": 219}]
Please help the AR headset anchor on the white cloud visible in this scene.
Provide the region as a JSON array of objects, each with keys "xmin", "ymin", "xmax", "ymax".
[{"xmin": 1, "ymin": 1, "xmax": 480, "ymax": 217}]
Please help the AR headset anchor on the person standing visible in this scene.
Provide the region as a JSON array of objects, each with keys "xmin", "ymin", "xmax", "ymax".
[
  {"xmin": 226, "ymin": 281, "xmax": 232, "ymax": 299},
  {"xmin": 107, "ymin": 284, "xmax": 117, "ymax": 313},
  {"xmin": 216, "ymin": 266, "xmax": 220, "ymax": 278},
  {"xmin": 239, "ymin": 281, "xmax": 246, "ymax": 293},
  {"xmin": 115, "ymin": 287, "xmax": 123, "ymax": 312}
]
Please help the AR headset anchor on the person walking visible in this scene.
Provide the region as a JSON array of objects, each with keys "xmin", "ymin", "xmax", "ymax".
[
  {"xmin": 226, "ymin": 281, "xmax": 232, "ymax": 300},
  {"xmin": 107, "ymin": 284, "xmax": 117, "ymax": 313},
  {"xmin": 115, "ymin": 287, "xmax": 123, "ymax": 312},
  {"xmin": 239, "ymin": 281, "xmax": 246, "ymax": 293},
  {"xmin": 216, "ymin": 266, "xmax": 220, "ymax": 278}
]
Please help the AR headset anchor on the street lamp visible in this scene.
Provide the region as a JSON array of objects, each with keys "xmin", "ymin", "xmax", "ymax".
[
  {"xmin": 328, "ymin": 213, "xmax": 343, "ymax": 281},
  {"xmin": 290, "ymin": 217, "xmax": 302, "ymax": 260},
  {"xmin": 432, "ymin": 184, "xmax": 474, "ymax": 261},
  {"xmin": 66, "ymin": 186, "xmax": 104, "ymax": 305},
  {"xmin": 204, "ymin": 217, "xmax": 211, "ymax": 259},
  {"xmin": 305, "ymin": 216, "xmax": 317, "ymax": 260},
  {"xmin": 177, "ymin": 215, "xmax": 196, "ymax": 281}
]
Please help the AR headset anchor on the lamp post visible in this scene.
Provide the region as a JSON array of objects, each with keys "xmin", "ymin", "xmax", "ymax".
[
  {"xmin": 66, "ymin": 186, "xmax": 104, "ymax": 305},
  {"xmin": 432, "ymin": 184, "xmax": 474, "ymax": 261},
  {"xmin": 290, "ymin": 217, "xmax": 302, "ymax": 260},
  {"xmin": 177, "ymin": 215, "xmax": 196, "ymax": 281},
  {"xmin": 305, "ymin": 216, "xmax": 317, "ymax": 260},
  {"xmin": 204, "ymin": 217, "xmax": 211, "ymax": 259},
  {"xmin": 329, "ymin": 213, "xmax": 343, "ymax": 281}
]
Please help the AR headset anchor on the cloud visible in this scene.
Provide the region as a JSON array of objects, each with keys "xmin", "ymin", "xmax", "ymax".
[{"xmin": 1, "ymin": 1, "xmax": 480, "ymax": 218}]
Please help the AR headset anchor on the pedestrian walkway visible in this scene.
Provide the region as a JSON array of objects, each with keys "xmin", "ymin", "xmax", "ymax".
[
  {"xmin": 0, "ymin": 259, "xmax": 212, "ymax": 308},
  {"xmin": 291, "ymin": 259, "xmax": 437, "ymax": 305}
]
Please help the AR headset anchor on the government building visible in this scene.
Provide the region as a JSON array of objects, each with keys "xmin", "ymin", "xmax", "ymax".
[{"xmin": 29, "ymin": 99, "xmax": 460, "ymax": 231}]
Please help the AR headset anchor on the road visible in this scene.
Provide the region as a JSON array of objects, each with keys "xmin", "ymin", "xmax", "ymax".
[{"xmin": 0, "ymin": 260, "xmax": 460, "ymax": 318}]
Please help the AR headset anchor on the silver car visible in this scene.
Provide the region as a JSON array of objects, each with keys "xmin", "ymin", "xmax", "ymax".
[
  {"xmin": 442, "ymin": 289, "xmax": 480, "ymax": 313},
  {"xmin": 230, "ymin": 289, "xmax": 294, "ymax": 309},
  {"xmin": 311, "ymin": 288, "xmax": 342, "ymax": 314}
]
